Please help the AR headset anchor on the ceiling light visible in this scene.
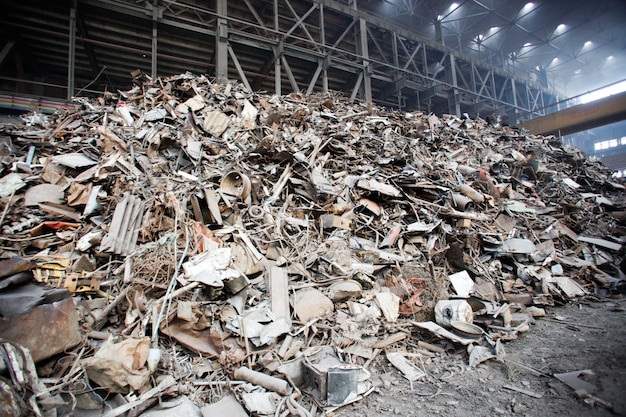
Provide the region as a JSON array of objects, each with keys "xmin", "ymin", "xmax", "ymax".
[
  {"xmin": 489, "ymin": 26, "xmax": 499, "ymax": 32},
  {"xmin": 557, "ymin": 24, "xmax": 566, "ymax": 31},
  {"xmin": 437, "ymin": 14, "xmax": 443, "ymax": 21},
  {"xmin": 607, "ymin": 55, "xmax": 614, "ymax": 60},
  {"xmin": 523, "ymin": 2, "xmax": 534, "ymax": 9},
  {"xmin": 574, "ymin": 69, "xmax": 582, "ymax": 74},
  {"xmin": 523, "ymin": 42, "xmax": 532, "ymax": 47},
  {"xmin": 584, "ymin": 41, "xmax": 592, "ymax": 46},
  {"xmin": 450, "ymin": 2, "xmax": 459, "ymax": 8}
]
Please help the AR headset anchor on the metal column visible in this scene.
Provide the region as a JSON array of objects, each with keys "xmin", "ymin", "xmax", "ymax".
[
  {"xmin": 151, "ymin": 0, "xmax": 158, "ymax": 78},
  {"xmin": 67, "ymin": 8, "xmax": 76, "ymax": 100},
  {"xmin": 358, "ymin": 18, "xmax": 372, "ymax": 104},
  {"xmin": 392, "ymin": 33, "xmax": 401, "ymax": 109},
  {"xmin": 434, "ymin": 19, "xmax": 444, "ymax": 46},
  {"xmin": 320, "ymin": 3, "xmax": 328, "ymax": 93},
  {"xmin": 274, "ymin": 0, "xmax": 281, "ymax": 95},
  {"xmin": 509, "ymin": 79, "xmax": 518, "ymax": 120},
  {"xmin": 448, "ymin": 54, "xmax": 460, "ymax": 116},
  {"xmin": 215, "ymin": 0, "xmax": 228, "ymax": 84}
]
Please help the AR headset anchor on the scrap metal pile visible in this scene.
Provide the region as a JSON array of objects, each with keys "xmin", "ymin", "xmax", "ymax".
[{"xmin": 0, "ymin": 71, "xmax": 624, "ymax": 417}]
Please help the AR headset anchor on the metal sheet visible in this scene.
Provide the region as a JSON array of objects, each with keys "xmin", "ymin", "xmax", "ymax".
[{"xmin": 0, "ymin": 297, "xmax": 81, "ymax": 362}]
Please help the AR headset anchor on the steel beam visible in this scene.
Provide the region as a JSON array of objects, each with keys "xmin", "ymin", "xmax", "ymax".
[
  {"xmin": 358, "ymin": 18, "xmax": 372, "ymax": 104},
  {"xmin": 517, "ymin": 91, "xmax": 626, "ymax": 136},
  {"xmin": 319, "ymin": 3, "xmax": 328, "ymax": 92},
  {"xmin": 67, "ymin": 8, "xmax": 76, "ymax": 100},
  {"xmin": 215, "ymin": 0, "xmax": 228, "ymax": 83},
  {"xmin": 447, "ymin": 54, "xmax": 460, "ymax": 116},
  {"xmin": 227, "ymin": 46, "xmax": 252, "ymax": 91},
  {"xmin": 306, "ymin": 62, "xmax": 323, "ymax": 94},
  {"xmin": 281, "ymin": 55, "xmax": 300, "ymax": 92},
  {"xmin": 273, "ymin": 0, "xmax": 280, "ymax": 95},
  {"xmin": 8, "ymin": 0, "xmax": 559, "ymax": 118},
  {"xmin": 151, "ymin": 0, "xmax": 158, "ymax": 78}
]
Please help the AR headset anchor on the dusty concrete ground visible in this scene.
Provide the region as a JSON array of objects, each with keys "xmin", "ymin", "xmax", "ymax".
[{"xmin": 336, "ymin": 297, "xmax": 626, "ymax": 417}]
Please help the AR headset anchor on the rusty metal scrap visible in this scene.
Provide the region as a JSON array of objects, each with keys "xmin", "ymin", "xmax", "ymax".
[{"xmin": 0, "ymin": 71, "xmax": 624, "ymax": 416}]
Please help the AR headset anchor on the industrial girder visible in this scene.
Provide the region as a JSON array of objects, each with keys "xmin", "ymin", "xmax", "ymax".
[
  {"xmin": 517, "ymin": 90, "xmax": 626, "ymax": 137},
  {"xmin": 12, "ymin": 0, "xmax": 561, "ymax": 117}
]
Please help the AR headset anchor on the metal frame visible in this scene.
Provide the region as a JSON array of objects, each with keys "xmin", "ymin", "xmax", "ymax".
[{"xmin": 59, "ymin": 0, "xmax": 559, "ymax": 117}]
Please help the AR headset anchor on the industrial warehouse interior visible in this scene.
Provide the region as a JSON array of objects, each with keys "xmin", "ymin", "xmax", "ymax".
[{"xmin": 0, "ymin": 0, "xmax": 625, "ymax": 416}]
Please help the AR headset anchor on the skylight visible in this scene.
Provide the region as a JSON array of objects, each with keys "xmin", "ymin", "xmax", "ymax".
[{"xmin": 580, "ymin": 80, "xmax": 626, "ymax": 104}]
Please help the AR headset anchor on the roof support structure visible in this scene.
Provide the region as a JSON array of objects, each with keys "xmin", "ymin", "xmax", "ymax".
[
  {"xmin": 3, "ymin": 0, "xmax": 561, "ymax": 117},
  {"xmin": 72, "ymin": 0, "xmax": 100, "ymax": 78},
  {"xmin": 67, "ymin": 8, "xmax": 76, "ymax": 100}
]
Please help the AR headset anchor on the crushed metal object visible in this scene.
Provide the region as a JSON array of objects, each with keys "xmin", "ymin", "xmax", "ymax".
[{"xmin": 0, "ymin": 71, "xmax": 624, "ymax": 416}]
